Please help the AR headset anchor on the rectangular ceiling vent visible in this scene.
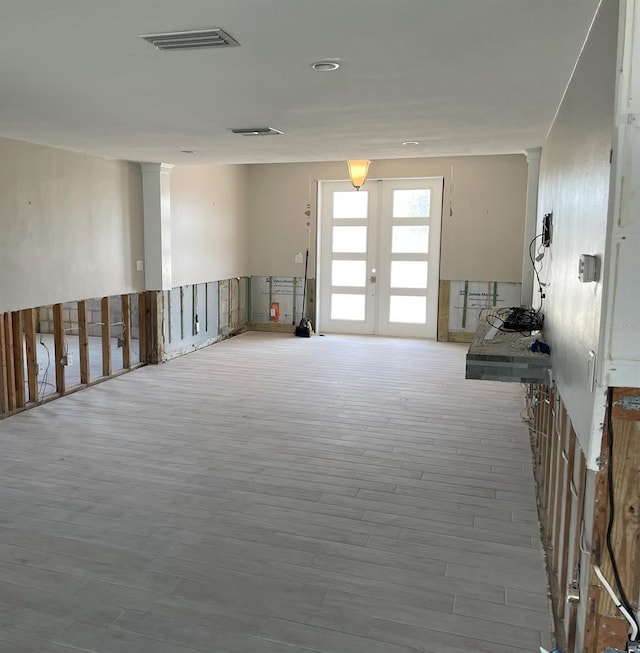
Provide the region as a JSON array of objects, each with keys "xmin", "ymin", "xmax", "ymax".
[
  {"xmin": 140, "ymin": 28, "xmax": 240, "ymax": 51},
  {"xmin": 230, "ymin": 127, "xmax": 284, "ymax": 136}
]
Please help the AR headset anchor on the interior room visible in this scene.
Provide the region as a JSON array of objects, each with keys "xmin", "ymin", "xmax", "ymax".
[{"xmin": 0, "ymin": 1, "xmax": 638, "ymax": 652}]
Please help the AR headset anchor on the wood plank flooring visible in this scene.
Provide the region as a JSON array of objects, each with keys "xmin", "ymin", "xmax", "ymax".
[{"xmin": 0, "ymin": 332, "xmax": 552, "ymax": 652}]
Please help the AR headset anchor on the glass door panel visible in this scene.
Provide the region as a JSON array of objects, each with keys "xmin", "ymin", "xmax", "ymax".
[
  {"xmin": 389, "ymin": 296, "xmax": 427, "ymax": 324},
  {"xmin": 332, "ymin": 226, "xmax": 368, "ymax": 253},
  {"xmin": 332, "ymin": 260, "xmax": 367, "ymax": 287},
  {"xmin": 390, "ymin": 261, "xmax": 428, "ymax": 289},
  {"xmin": 377, "ymin": 179, "xmax": 443, "ymax": 338},
  {"xmin": 392, "ymin": 189, "xmax": 431, "ymax": 218},
  {"xmin": 319, "ymin": 181, "xmax": 377, "ymax": 334},
  {"xmin": 333, "ymin": 191, "xmax": 369, "ymax": 218},
  {"xmin": 391, "ymin": 225, "xmax": 429, "ymax": 253}
]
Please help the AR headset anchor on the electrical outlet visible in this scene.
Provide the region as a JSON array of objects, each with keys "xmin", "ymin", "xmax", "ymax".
[
  {"xmin": 194, "ymin": 321, "xmax": 200, "ymax": 334},
  {"xmin": 117, "ymin": 337, "xmax": 125, "ymax": 348},
  {"xmin": 36, "ymin": 363, "xmax": 45, "ymax": 376},
  {"xmin": 61, "ymin": 353, "xmax": 73, "ymax": 366}
]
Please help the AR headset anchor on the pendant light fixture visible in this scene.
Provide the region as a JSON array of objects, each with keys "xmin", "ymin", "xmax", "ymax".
[{"xmin": 347, "ymin": 160, "xmax": 371, "ymax": 191}]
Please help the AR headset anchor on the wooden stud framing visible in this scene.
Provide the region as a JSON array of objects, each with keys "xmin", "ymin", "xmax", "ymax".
[
  {"xmin": 547, "ymin": 407, "xmax": 564, "ymax": 555},
  {"xmin": 23, "ymin": 308, "xmax": 38, "ymax": 403},
  {"xmin": 121, "ymin": 294, "xmax": 132, "ymax": 369},
  {"xmin": 78, "ymin": 300, "xmax": 90, "ymax": 385},
  {"xmin": 542, "ymin": 388, "xmax": 555, "ymax": 511},
  {"xmin": 566, "ymin": 450, "xmax": 587, "ymax": 652},
  {"xmin": 4, "ymin": 312, "xmax": 17, "ymax": 411},
  {"xmin": 611, "ymin": 387, "xmax": 640, "ymax": 421},
  {"xmin": 584, "ymin": 388, "xmax": 640, "ymax": 653},
  {"xmin": 53, "ymin": 303, "xmax": 65, "ymax": 395},
  {"xmin": 138, "ymin": 292, "xmax": 148, "ymax": 363},
  {"xmin": 543, "ymin": 417, "xmax": 556, "ymax": 540},
  {"xmin": 0, "ymin": 315, "xmax": 8, "ymax": 414},
  {"xmin": 437, "ymin": 280, "xmax": 450, "ymax": 341},
  {"xmin": 147, "ymin": 291, "xmax": 164, "ymax": 364},
  {"xmin": 552, "ymin": 409, "xmax": 569, "ymax": 576},
  {"xmin": 531, "ymin": 385, "xmax": 640, "ymax": 653},
  {"xmin": 557, "ymin": 425, "xmax": 577, "ymax": 619},
  {"xmin": 12, "ymin": 311, "xmax": 25, "ymax": 408},
  {"xmin": 101, "ymin": 297, "xmax": 111, "ymax": 377}
]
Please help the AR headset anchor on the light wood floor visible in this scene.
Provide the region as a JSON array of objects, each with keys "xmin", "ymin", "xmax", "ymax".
[{"xmin": 0, "ymin": 332, "xmax": 551, "ymax": 653}]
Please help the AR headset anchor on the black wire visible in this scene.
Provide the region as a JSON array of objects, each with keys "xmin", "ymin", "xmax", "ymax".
[
  {"xmin": 529, "ymin": 234, "xmax": 546, "ymax": 312},
  {"xmin": 486, "ymin": 306, "xmax": 544, "ymax": 336},
  {"xmin": 605, "ymin": 386, "xmax": 639, "ymax": 639}
]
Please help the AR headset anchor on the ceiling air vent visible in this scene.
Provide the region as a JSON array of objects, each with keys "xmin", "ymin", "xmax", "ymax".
[
  {"xmin": 230, "ymin": 127, "xmax": 284, "ymax": 136},
  {"xmin": 140, "ymin": 28, "xmax": 240, "ymax": 51}
]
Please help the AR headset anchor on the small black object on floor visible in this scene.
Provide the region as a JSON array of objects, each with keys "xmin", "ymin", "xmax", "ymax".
[{"xmin": 295, "ymin": 318, "xmax": 311, "ymax": 338}]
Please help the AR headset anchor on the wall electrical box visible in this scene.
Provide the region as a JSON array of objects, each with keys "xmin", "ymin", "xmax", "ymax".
[
  {"xmin": 542, "ymin": 212, "xmax": 553, "ymax": 247},
  {"xmin": 578, "ymin": 254, "xmax": 598, "ymax": 282}
]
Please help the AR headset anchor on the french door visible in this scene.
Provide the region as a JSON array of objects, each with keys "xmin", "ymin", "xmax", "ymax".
[{"xmin": 318, "ymin": 178, "xmax": 443, "ymax": 338}]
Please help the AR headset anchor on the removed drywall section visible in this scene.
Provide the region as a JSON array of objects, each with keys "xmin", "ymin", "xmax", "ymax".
[
  {"xmin": 163, "ymin": 278, "xmax": 249, "ymax": 358},
  {"xmin": 247, "ymin": 155, "xmax": 527, "ymax": 283},
  {"xmin": 250, "ymin": 277, "xmax": 305, "ymax": 325},
  {"xmin": 170, "ymin": 164, "xmax": 250, "ymax": 288},
  {"xmin": 164, "ymin": 282, "xmax": 217, "ymax": 355},
  {"xmin": 448, "ymin": 280, "xmax": 522, "ymax": 333},
  {"xmin": 38, "ymin": 298, "xmax": 140, "ymax": 340},
  {"xmin": 0, "ymin": 137, "xmax": 144, "ymax": 313}
]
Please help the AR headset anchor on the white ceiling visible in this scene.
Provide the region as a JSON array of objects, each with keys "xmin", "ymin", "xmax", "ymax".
[{"xmin": 0, "ymin": 0, "xmax": 599, "ymax": 165}]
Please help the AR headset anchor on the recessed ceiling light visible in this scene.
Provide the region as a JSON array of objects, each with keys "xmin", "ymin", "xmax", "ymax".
[
  {"xmin": 402, "ymin": 141, "xmax": 419, "ymax": 146},
  {"xmin": 311, "ymin": 60, "xmax": 340, "ymax": 72}
]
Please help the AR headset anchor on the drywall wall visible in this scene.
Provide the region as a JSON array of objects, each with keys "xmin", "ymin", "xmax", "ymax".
[
  {"xmin": 170, "ymin": 164, "xmax": 250, "ymax": 287},
  {"xmin": 537, "ymin": 0, "xmax": 618, "ymax": 473},
  {"xmin": 0, "ymin": 137, "xmax": 144, "ymax": 313},
  {"xmin": 247, "ymin": 155, "xmax": 527, "ymax": 282}
]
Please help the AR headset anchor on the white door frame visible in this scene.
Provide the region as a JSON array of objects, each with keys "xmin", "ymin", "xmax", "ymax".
[{"xmin": 317, "ymin": 177, "xmax": 443, "ymax": 338}]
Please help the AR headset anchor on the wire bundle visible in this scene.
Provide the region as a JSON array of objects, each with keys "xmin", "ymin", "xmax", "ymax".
[{"xmin": 486, "ymin": 306, "xmax": 544, "ymax": 335}]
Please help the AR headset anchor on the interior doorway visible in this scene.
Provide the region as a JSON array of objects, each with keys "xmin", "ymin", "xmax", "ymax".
[{"xmin": 318, "ymin": 178, "xmax": 443, "ymax": 338}]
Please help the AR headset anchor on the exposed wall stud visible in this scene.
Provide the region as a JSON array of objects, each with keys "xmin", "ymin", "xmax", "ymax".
[
  {"xmin": 78, "ymin": 300, "xmax": 90, "ymax": 384},
  {"xmin": 138, "ymin": 293, "xmax": 148, "ymax": 362},
  {"xmin": 121, "ymin": 295, "xmax": 132, "ymax": 369},
  {"xmin": 558, "ymin": 425, "xmax": 577, "ymax": 619},
  {"xmin": 101, "ymin": 297, "xmax": 111, "ymax": 377},
  {"xmin": 53, "ymin": 303, "xmax": 65, "ymax": 395},
  {"xmin": 23, "ymin": 308, "xmax": 38, "ymax": 403},
  {"xmin": 0, "ymin": 315, "xmax": 8, "ymax": 413},
  {"xmin": 437, "ymin": 280, "xmax": 450, "ymax": 341},
  {"xmin": 4, "ymin": 313, "xmax": 17, "ymax": 411}
]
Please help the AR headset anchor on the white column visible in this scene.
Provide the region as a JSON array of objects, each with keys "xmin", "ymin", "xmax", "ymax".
[
  {"xmin": 521, "ymin": 147, "xmax": 542, "ymax": 306},
  {"xmin": 141, "ymin": 163, "xmax": 174, "ymax": 291}
]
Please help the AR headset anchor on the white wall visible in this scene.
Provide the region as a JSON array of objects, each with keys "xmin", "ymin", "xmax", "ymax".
[
  {"xmin": 247, "ymin": 155, "xmax": 527, "ymax": 282},
  {"xmin": 170, "ymin": 164, "xmax": 250, "ymax": 288},
  {"xmin": 537, "ymin": 0, "xmax": 618, "ymax": 471},
  {"xmin": 0, "ymin": 137, "xmax": 144, "ymax": 313}
]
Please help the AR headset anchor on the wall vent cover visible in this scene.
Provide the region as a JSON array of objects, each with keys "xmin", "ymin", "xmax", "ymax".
[
  {"xmin": 140, "ymin": 28, "xmax": 240, "ymax": 51},
  {"xmin": 230, "ymin": 127, "xmax": 284, "ymax": 136}
]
